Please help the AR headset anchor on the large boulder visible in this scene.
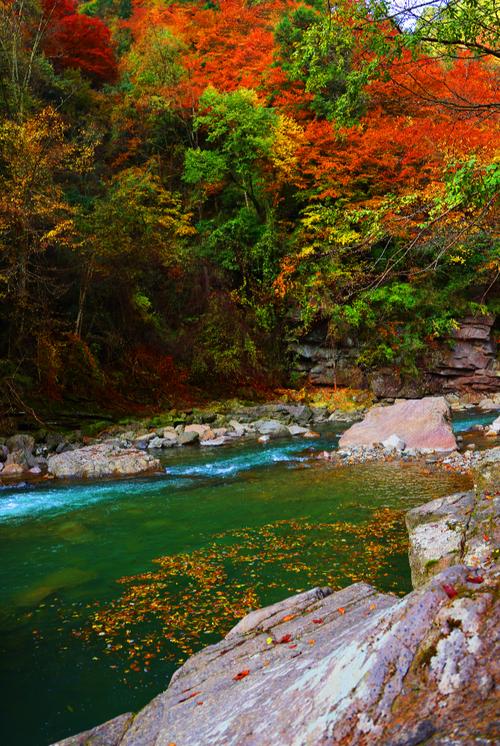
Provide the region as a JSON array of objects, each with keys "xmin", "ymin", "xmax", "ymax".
[
  {"xmin": 406, "ymin": 492, "xmax": 474, "ymax": 587},
  {"xmin": 54, "ymin": 565, "xmax": 498, "ymax": 746},
  {"xmin": 47, "ymin": 442, "xmax": 160, "ymax": 479},
  {"xmin": 253, "ymin": 420, "xmax": 289, "ymax": 438},
  {"xmin": 339, "ymin": 396, "xmax": 457, "ymax": 452}
]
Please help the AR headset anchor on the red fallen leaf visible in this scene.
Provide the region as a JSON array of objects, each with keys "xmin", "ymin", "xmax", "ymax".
[
  {"xmin": 278, "ymin": 634, "xmax": 292, "ymax": 644},
  {"xmin": 312, "ymin": 618, "xmax": 324, "ymax": 624},
  {"xmin": 178, "ymin": 691, "xmax": 201, "ymax": 703},
  {"xmin": 483, "ymin": 534, "xmax": 490, "ymax": 541},
  {"xmin": 466, "ymin": 575, "xmax": 484, "ymax": 584},
  {"xmin": 442, "ymin": 584, "xmax": 458, "ymax": 599},
  {"xmin": 338, "ymin": 607, "xmax": 346, "ymax": 615},
  {"xmin": 288, "ymin": 644, "xmax": 297, "ymax": 649},
  {"xmin": 233, "ymin": 669, "xmax": 250, "ymax": 681},
  {"xmin": 196, "ymin": 701, "xmax": 204, "ymax": 706}
]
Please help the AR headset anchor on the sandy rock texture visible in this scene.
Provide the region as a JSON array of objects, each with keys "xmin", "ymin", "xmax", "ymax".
[
  {"xmin": 339, "ymin": 396, "xmax": 457, "ymax": 452},
  {"xmin": 47, "ymin": 442, "xmax": 160, "ymax": 479}
]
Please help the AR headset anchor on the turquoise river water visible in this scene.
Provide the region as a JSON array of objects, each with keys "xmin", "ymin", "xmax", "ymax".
[{"xmin": 0, "ymin": 410, "xmax": 495, "ymax": 745}]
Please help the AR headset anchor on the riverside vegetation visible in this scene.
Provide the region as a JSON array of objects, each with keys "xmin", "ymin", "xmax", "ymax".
[{"xmin": 0, "ymin": 0, "xmax": 498, "ymax": 420}]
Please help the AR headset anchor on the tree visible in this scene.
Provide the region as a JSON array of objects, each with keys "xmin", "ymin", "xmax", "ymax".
[{"xmin": 41, "ymin": 0, "xmax": 118, "ymax": 84}]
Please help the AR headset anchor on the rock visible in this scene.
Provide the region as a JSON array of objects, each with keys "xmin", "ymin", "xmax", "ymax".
[
  {"xmin": 64, "ymin": 565, "xmax": 498, "ymax": 746},
  {"xmin": 52, "ymin": 713, "xmax": 134, "ymax": 746},
  {"xmin": 1, "ymin": 463, "xmax": 25, "ymax": 476},
  {"xmin": 185, "ymin": 424, "xmax": 211, "ymax": 438},
  {"xmin": 200, "ymin": 437, "xmax": 226, "ymax": 447},
  {"xmin": 6, "ymin": 433, "xmax": 35, "ymax": 453},
  {"xmin": 0, "ymin": 461, "xmax": 3, "ymax": 473},
  {"xmin": 178, "ymin": 430, "xmax": 199, "ymax": 446},
  {"xmin": 133, "ymin": 432, "xmax": 157, "ymax": 448},
  {"xmin": 47, "ymin": 442, "xmax": 160, "ymax": 479},
  {"xmin": 339, "ymin": 396, "xmax": 457, "ymax": 452},
  {"xmin": 257, "ymin": 435, "xmax": 270, "ymax": 443},
  {"xmin": 147, "ymin": 436, "xmax": 165, "ymax": 449},
  {"xmin": 254, "ymin": 420, "xmax": 289, "ymax": 438},
  {"xmin": 304, "ymin": 430, "xmax": 320, "ymax": 438},
  {"xmin": 489, "ymin": 415, "xmax": 500, "ymax": 434},
  {"xmin": 406, "ymin": 492, "xmax": 474, "ymax": 587},
  {"xmin": 287, "ymin": 425, "xmax": 310, "ymax": 436},
  {"xmin": 45, "ymin": 432, "xmax": 66, "ymax": 451},
  {"xmin": 381, "ymin": 434, "xmax": 406, "ymax": 451},
  {"xmin": 433, "ymin": 315, "xmax": 499, "ymax": 393},
  {"xmin": 228, "ymin": 420, "xmax": 245, "ymax": 437},
  {"xmin": 28, "ymin": 465, "xmax": 42, "ymax": 475},
  {"xmin": 479, "ymin": 398, "xmax": 498, "ymax": 410},
  {"xmin": 0, "ymin": 444, "xmax": 8, "ymax": 462}
]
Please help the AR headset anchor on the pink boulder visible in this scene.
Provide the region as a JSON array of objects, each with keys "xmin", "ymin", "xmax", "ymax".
[{"xmin": 339, "ymin": 396, "xmax": 457, "ymax": 452}]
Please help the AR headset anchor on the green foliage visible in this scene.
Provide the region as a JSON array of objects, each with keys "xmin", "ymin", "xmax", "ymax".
[
  {"xmin": 184, "ymin": 87, "xmax": 277, "ymax": 213},
  {"xmin": 190, "ymin": 294, "xmax": 260, "ymax": 383}
]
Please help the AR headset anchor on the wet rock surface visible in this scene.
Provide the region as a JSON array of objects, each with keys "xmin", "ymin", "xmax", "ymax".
[
  {"xmin": 339, "ymin": 396, "xmax": 457, "ymax": 452},
  {"xmin": 54, "ymin": 459, "xmax": 499, "ymax": 746}
]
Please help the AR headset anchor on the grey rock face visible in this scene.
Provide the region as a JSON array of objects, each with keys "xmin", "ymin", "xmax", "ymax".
[
  {"xmin": 54, "ymin": 564, "xmax": 498, "ymax": 746},
  {"xmin": 406, "ymin": 492, "xmax": 474, "ymax": 587},
  {"xmin": 6, "ymin": 433, "xmax": 35, "ymax": 453},
  {"xmin": 178, "ymin": 430, "xmax": 199, "ymax": 446},
  {"xmin": 253, "ymin": 420, "xmax": 289, "ymax": 438},
  {"xmin": 381, "ymin": 434, "xmax": 406, "ymax": 451},
  {"xmin": 47, "ymin": 442, "xmax": 160, "ymax": 479}
]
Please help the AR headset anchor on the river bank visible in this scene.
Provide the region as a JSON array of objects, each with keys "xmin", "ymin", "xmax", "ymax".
[{"xmin": 1, "ymin": 393, "xmax": 499, "ymax": 485}]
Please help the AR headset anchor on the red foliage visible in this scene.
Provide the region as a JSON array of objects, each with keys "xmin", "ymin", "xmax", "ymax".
[{"xmin": 42, "ymin": 0, "xmax": 117, "ymax": 83}]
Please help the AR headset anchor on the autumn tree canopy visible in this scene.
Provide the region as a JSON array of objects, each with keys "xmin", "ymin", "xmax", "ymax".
[{"xmin": 0, "ymin": 0, "xmax": 498, "ymax": 408}]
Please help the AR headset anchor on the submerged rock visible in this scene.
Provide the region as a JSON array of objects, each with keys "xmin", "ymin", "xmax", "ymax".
[
  {"xmin": 47, "ymin": 442, "xmax": 160, "ymax": 479},
  {"xmin": 339, "ymin": 396, "xmax": 457, "ymax": 452}
]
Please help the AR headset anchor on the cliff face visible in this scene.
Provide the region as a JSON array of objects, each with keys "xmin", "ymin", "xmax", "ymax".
[
  {"xmin": 54, "ymin": 455, "xmax": 499, "ymax": 746},
  {"xmin": 290, "ymin": 315, "xmax": 499, "ymax": 397}
]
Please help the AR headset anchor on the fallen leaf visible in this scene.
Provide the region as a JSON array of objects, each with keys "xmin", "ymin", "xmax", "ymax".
[
  {"xmin": 178, "ymin": 691, "xmax": 201, "ymax": 703},
  {"xmin": 233, "ymin": 669, "xmax": 250, "ymax": 681},
  {"xmin": 312, "ymin": 618, "xmax": 323, "ymax": 625},
  {"xmin": 338, "ymin": 607, "xmax": 345, "ymax": 615},
  {"xmin": 466, "ymin": 575, "xmax": 484, "ymax": 584},
  {"xmin": 442, "ymin": 584, "xmax": 458, "ymax": 599},
  {"xmin": 307, "ymin": 639, "xmax": 316, "ymax": 645},
  {"xmin": 278, "ymin": 634, "xmax": 292, "ymax": 644},
  {"xmin": 281, "ymin": 614, "xmax": 296, "ymax": 623},
  {"xmin": 266, "ymin": 637, "xmax": 273, "ymax": 645}
]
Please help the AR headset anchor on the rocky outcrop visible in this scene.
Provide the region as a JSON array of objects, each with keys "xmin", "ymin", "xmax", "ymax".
[
  {"xmin": 406, "ymin": 450, "xmax": 499, "ymax": 587},
  {"xmin": 290, "ymin": 315, "xmax": 499, "ymax": 396},
  {"xmin": 47, "ymin": 442, "xmax": 160, "ymax": 479},
  {"xmin": 54, "ymin": 571, "xmax": 498, "ymax": 746},
  {"xmin": 433, "ymin": 314, "xmax": 499, "ymax": 393},
  {"xmin": 339, "ymin": 396, "xmax": 457, "ymax": 452}
]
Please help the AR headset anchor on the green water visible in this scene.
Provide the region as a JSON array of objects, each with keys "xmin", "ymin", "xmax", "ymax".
[{"xmin": 0, "ymin": 433, "xmax": 473, "ymax": 745}]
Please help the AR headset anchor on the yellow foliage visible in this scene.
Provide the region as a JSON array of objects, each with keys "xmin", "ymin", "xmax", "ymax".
[{"xmin": 271, "ymin": 115, "xmax": 305, "ymax": 185}]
